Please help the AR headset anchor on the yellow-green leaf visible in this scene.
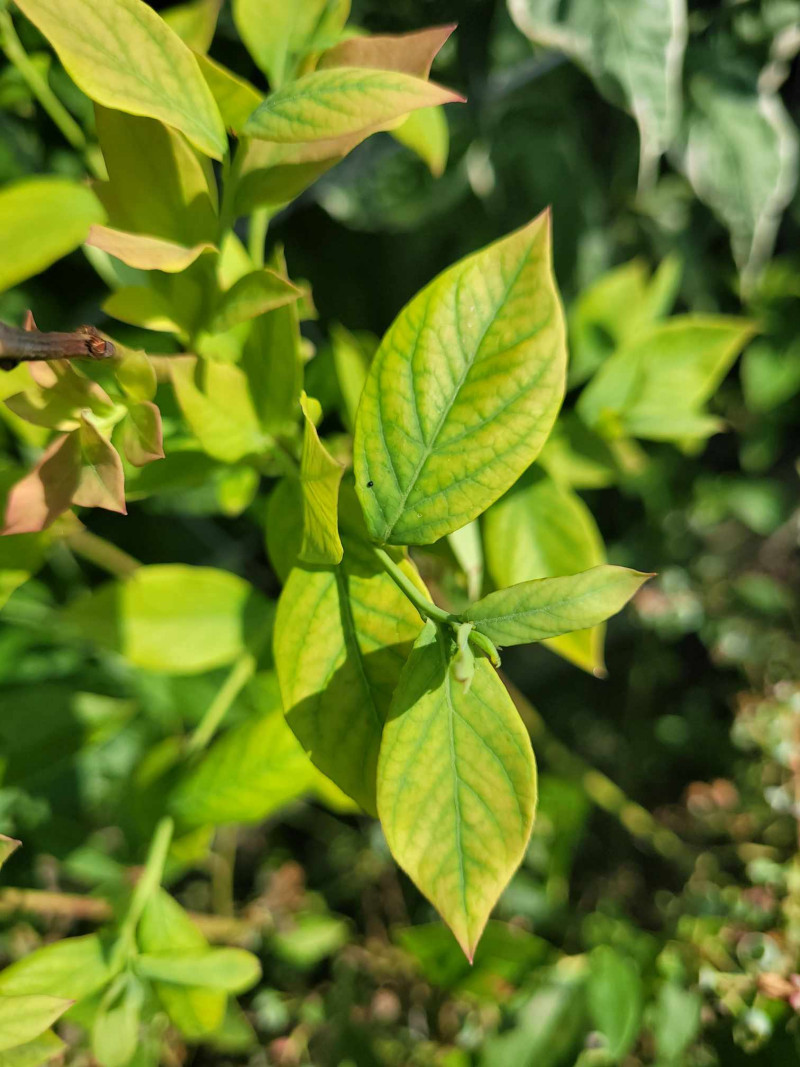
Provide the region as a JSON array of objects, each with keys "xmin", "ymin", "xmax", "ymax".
[
  {"xmin": 243, "ymin": 66, "xmax": 463, "ymax": 145},
  {"xmin": 577, "ymin": 316, "xmax": 756, "ymax": 442},
  {"xmin": 0, "ymin": 177, "xmax": 104, "ymax": 293},
  {"xmin": 138, "ymin": 889, "xmax": 225, "ymax": 1039},
  {"xmin": 171, "ymin": 356, "xmax": 265, "ymax": 462},
  {"xmin": 208, "ymin": 268, "xmax": 301, "ymax": 333},
  {"xmin": 483, "ymin": 473, "xmax": 607, "ymax": 675},
  {"xmin": 163, "ymin": 0, "xmax": 221, "ymax": 54},
  {"xmin": 233, "ymin": 0, "xmax": 351, "ymax": 90},
  {"xmin": 94, "ymin": 105, "xmax": 218, "ymax": 245},
  {"xmin": 86, "ymin": 225, "xmax": 215, "ymax": 273},
  {"xmin": 392, "ymin": 105, "xmax": 449, "ymax": 176},
  {"xmin": 0, "ymin": 835, "xmax": 20, "ymax": 871},
  {"xmin": 463, "ymin": 566, "xmax": 651, "ymax": 647},
  {"xmin": 0, "ymin": 1031, "xmax": 64, "ymax": 1067},
  {"xmin": 196, "ymin": 53, "xmax": 263, "ymax": 132},
  {"xmin": 137, "ymin": 950, "xmax": 261, "ymax": 992},
  {"xmin": 104, "ymin": 286, "xmax": 183, "ymax": 335},
  {"xmin": 63, "ymin": 564, "xmax": 262, "ymax": 674},
  {"xmin": 274, "ymin": 485, "xmax": 426, "ymax": 813},
  {"xmin": 171, "ymin": 676, "xmax": 317, "ymax": 826},
  {"xmin": 354, "ymin": 212, "xmax": 567, "ymax": 545},
  {"xmin": 0, "ymin": 996, "xmax": 72, "ymax": 1052},
  {"xmin": 0, "ymin": 935, "xmax": 111, "ymax": 1001},
  {"xmin": 298, "ymin": 393, "xmax": 344, "ymax": 566},
  {"xmin": 15, "ymin": 0, "xmax": 227, "ymax": 159},
  {"xmin": 377, "ymin": 621, "xmax": 536, "ymax": 959}
]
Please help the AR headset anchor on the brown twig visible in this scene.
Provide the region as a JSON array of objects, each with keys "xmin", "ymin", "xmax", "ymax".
[
  {"xmin": 0, "ymin": 887, "xmax": 266, "ymax": 945},
  {"xmin": 0, "ymin": 317, "xmax": 115, "ymax": 370}
]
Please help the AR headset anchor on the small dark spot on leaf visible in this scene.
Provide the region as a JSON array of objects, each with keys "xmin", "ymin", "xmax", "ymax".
[{"xmin": 367, "ymin": 481, "xmax": 374, "ymax": 488}]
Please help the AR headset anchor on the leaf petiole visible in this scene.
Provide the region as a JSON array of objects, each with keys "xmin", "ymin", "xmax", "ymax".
[{"xmin": 373, "ymin": 545, "xmax": 453, "ymax": 626}]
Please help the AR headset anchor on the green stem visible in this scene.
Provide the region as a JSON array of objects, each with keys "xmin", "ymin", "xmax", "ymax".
[
  {"xmin": 374, "ymin": 546, "xmax": 454, "ymax": 625},
  {"xmin": 248, "ymin": 208, "xmax": 270, "ymax": 267},
  {"xmin": 112, "ymin": 817, "xmax": 174, "ymax": 969},
  {"xmin": 65, "ymin": 528, "xmax": 141, "ymax": 579},
  {"xmin": 186, "ymin": 649, "xmax": 257, "ymax": 754},
  {"xmin": 0, "ymin": 10, "xmax": 86, "ymax": 152}
]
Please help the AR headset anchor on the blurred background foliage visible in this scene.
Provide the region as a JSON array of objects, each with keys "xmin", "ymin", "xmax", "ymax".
[{"xmin": 1, "ymin": 0, "xmax": 800, "ymax": 1064}]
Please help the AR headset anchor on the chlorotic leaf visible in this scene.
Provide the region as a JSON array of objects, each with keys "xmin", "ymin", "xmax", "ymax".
[
  {"xmin": 298, "ymin": 393, "xmax": 344, "ymax": 566},
  {"xmin": 86, "ymin": 225, "xmax": 215, "ymax": 273},
  {"xmin": 391, "ymin": 105, "xmax": 449, "ymax": 176},
  {"xmin": 377, "ymin": 621, "xmax": 536, "ymax": 959},
  {"xmin": 0, "ymin": 1031, "xmax": 65, "ymax": 1067},
  {"xmin": 463, "ymin": 566, "xmax": 651, "ymax": 647},
  {"xmin": 243, "ymin": 67, "xmax": 463, "ymax": 145},
  {"xmin": 103, "ymin": 286, "xmax": 183, "ymax": 334},
  {"xmin": 0, "ymin": 996, "xmax": 73, "ymax": 1053},
  {"xmin": 0, "ymin": 177, "xmax": 104, "ymax": 294},
  {"xmin": 195, "ymin": 54, "xmax": 263, "ymax": 133},
  {"xmin": 355, "ymin": 212, "xmax": 567, "ymax": 545},
  {"xmin": 137, "ymin": 950, "xmax": 261, "ymax": 993},
  {"xmin": 15, "ymin": 0, "xmax": 228, "ymax": 159},
  {"xmin": 171, "ymin": 356, "xmax": 265, "ymax": 462},
  {"xmin": 275, "ymin": 485, "xmax": 425, "ymax": 813},
  {"xmin": 483, "ymin": 472, "xmax": 607, "ymax": 674}
]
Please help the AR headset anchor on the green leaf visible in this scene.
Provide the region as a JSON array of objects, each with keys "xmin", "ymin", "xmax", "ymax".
[
  {"xmin": 654, "ymin": 983, "xmax": 702, "ymax": 1064},
  {"xmin": 463, "ymin": 566, "xmax": 650, "ymax": 648},
  {"xmin": 195, "ymin": 54, "xmax": 263, "ymax": 132},
  {"xmin": 15, "ymin": 0, "xmax": 227, "ymax": 159},
  {"xmin": 243, "ymin": 67, "xmax": 462, "ymax": 145},
  {"xmin": 171, "ymin": 674, "xmax": 318, "ymax": 825},
  {"xmin": 0, "ymin": 835, "xmax": 20, "ymax": 871},
  {"xmin": 138, "ymin": 890, "xmax": 225, "ymax": 1039},
  {"xmin": 330, "ymin": 323, "xmax": 375, "ymax": 431},
  {"xmin": 577, "ymin": 316, "xmax": 756, "ymax": 442},
  {"xmin": 0, "ymin": 935, "xmax": 111, "ymax": 1002},
  {"xmin": 677, "ymin": 54, "xmax": 799, "ymax": 292},
  {"xmin": 93, "ymin": 106, "xmax": 218, "ymax": 245},
  {"xmin": 233, "ymin": 0, "xmax": 351, "ymax": 89},
  {"xmin": 354, "ymin": 213, "xmax": 567, "ymax": 545},
  {"xmin": 103, "ymin": 286, "xmax": 183, "ymax": 335},
  {"xmin": 568, "ymin": 257, "xmax": 681, "ymax": 387},
  {"xmin": 271, "ymin": 914, "xmax": 349, "ymax": 970},
  {"xmin": 240, "ymin": 245, "xmax": 304, "ymax": 437},
  {"xmin": 0, "ymin": 177, "xmax": 104, "ymax": 293},
  {"xmin": 120, "ymin": 402, "xmax": 164, "ymax": 467},
  {"xmin": 86, "ymin": 225, "xmax": 215, "ymax": 273},
  {"xmin": 298, "ymin": 393, "xmax": 344, "ymax": 566},
  {"xmin": 63, "ymin": 564, "xmax": 263, "ymax": 674},
  {"xmin": 274, "ymin": 484, "xmax": 426, "ymax": 812},
  {"xmin": 448, "ymin": 520, "xmax": 484, "ymax": 602},
  {"xmin": 0, "ymin": 1032, "xmax": 64, "ymax": 1067},
  {"xmin": 741, "ymin": 337, "xmax": 800, "ymax": 413},
  {"xmin": 115, "ymin": 348, "xmax": 158, "ymax": 403},
  {"xmin": 208, "ymin": 268, "xmax": 301, "ymax": 333},
  {"xmin": 0, "ymin": 996, "xmax": 72, "ymax": 1052},
  {"xmin": 91, "ymin": 976, "xmax": 143, "ymax": 1067},
  {"xmin": 509, "ymin": 0, "xmax": 687, "ymax": 185},
  {"xmin": 377, "ymin": 621, "xmax": 536, "ymax": 959},
  {"xmin": 483, "ymin": 472, "xmax": 607, "ymax": 675},
  {"xmin": 231, "ymin": 139, "xmax": 345, "ymax": 215},
  {"xmin": 162, "ymin": 0, "xmax": 221, "ymax": 54},
  {"xmin": 137, "ymin": 950, "xmax": 261, "ymax": 992},
  {"xmin": 587, "ymin": 945, "xmax": 643, "ymax": 1060},
  {"xmin": 392, "ymin": 106, "xmax": 449, "ymax": 177},
  {"xmin": 265, "ymin": 477, "xmax": 303, "ymax": 582},
  {"xmin": 171, "ymin": 356, "xmax": 265, "ymax": 462}
]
